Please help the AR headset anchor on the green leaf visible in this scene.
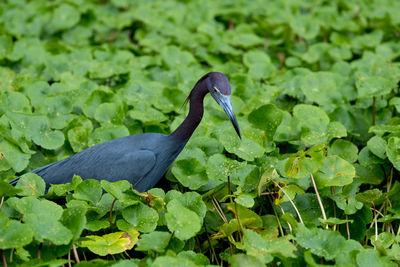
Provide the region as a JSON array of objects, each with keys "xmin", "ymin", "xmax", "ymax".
[
  {"xmin": 356, "ymin": 74, "xmax": 394, "ymax": 98},
  {"xmin": 10, "ymin": 196, "xmax": 72, "ymax": 245},
  {"xmin": 218, "ymin": 126, "xmax": 265, "ymax": 161},
  {"xmin": 230, "ymin": 254, "xmax": 264, "ymax": 267},
  {"xmin": 62, "ymin": 206, "xmax": 87, "ymax": 241},
  {"xmin": 226, "ymin": 203, "xmax": 263, "ymax": 229},
  {"xmin": 243, "ymin": 50, "xmax": 276, "ymax": 79},
  {"xmin": 0, "ymin": 181, "xmax": 21, "ymax": 196},
  {"xmin": 15, "ymin": 173, "xmax": 45, "ymax": 196},
  {"xmin": 80, "ymin": 230, "xmax": 139, "ymax": 256},
  {"xmin": 0, "ymin": 212, "xmax": 33, "ymax": 249},
  {"xmin": 293, "ymin": 104, "xmax": 330, "ymax": 146},
  {"xmin": 170, "ymin": 191, "xmax": 207, "ymax": 223},
  {"xmin": 356, "ymin": 249, "xmax": 397, "ymax": 267},
  {"xmin": 296, "ymin": 225, "xmax": 347, "ymax": 260},
  {"xmin": 0, "ymin": 139, "xmax": 31, "ymax": 172},
  {"xmin": 248, "ymin": 104, "xmax": 283, "ymax": 139},
  {"xmin": 135, "ymin": 231, "xmax": 171, "ymax": 252},
  {"xmin": 235, "ymin": 194, "xmax": 255, "ymax": 208},
  {"xmin": 161, "ymin": 46, "xmax": 195, "ymax": 69},
  {"xmin": 206, "ymin": 153, "xmax": 246, "ymax": 181},
  {"xmin": 300, "ymin": 72, "xmax": 342, "ymax": 111},
  {"xmin": 328, "ymin": 139, "xmax": 358, "ymax": 163},
  {"xmin": 89, "ymin": 124, "xmax": 129, "ymax": 146},
  {"xmin": 51, "ymin": 4, "xmax": 81, "ymax": 31},
  {"xmin": 284, "ymin": 144, "xmax": 325, "ymax": 179},
  {"xmin": 165, "ymin": 200, "xmax": 201, "ymax": 240},
  {"xmin": 0, "ymin": 35, "xmax": 13, "ymax": 60},
  {"xmin": 122, "ymin": 202, "xmax": 159, "ymax": 233},
  {"xmin": 95, "ymin": 102, "xmax": 124, "ymax": 125},
  {"xmin": 6, "ymin": 112, "xmax": 65, "ymax": 150},
  {"xmin": 243, "ymin": 229, "xmax": 296, "ymax": 263},
  {"xmin": 152, "ymin": 256, "xmax": 198, "ymax": 267},
  {"xmin": 367, "ymin": 136, "xmax": 387, "ymax": 159},
  {"xmin": 355, "ymin": 189, "xmax": 383, "ymax": 204},
  {"xmin": 314, "ymin": 155, "xmax": 355, "ymax": 188},
  {"xmin": 371, "ymin": 232, "xmax": 395, "ymax": 249},
  {"xmin": 387, "ymin": 137, "xmax": 400, "ymax": 171},
  {"xmin": 73, "ymin": 179, "xmax": 103, "ymax": 205},
  {"xmin": 232, "ymin": 164, "xmax": 260, "ymax": 192},
  {"xmin": 128, "ymin": 104, "xmax": 168, "ymax": 125},
  {"xmin": 101, "ymin": 180, "xmax": 139, "ymax": 205},
  {"xmin": 171, "ymin": 148, "xmax": 208, "ymax": 190},
  {"xmin": 290, "ymin": 15, "xmax": 320, "ymax": 39},
  {"xmin": 177, "ymin": 251, "xmax": 210, "ymax": 266}
]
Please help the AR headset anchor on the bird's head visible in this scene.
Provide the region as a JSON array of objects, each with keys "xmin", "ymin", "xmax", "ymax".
[{"xmin": 205, "ymin": 72, "xmax": 241, "ymax": 139}]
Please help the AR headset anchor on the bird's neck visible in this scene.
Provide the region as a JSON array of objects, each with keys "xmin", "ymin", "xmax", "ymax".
[{"xmin": 170, "ymin": 84, "xmax": 208, "ymax": 141}]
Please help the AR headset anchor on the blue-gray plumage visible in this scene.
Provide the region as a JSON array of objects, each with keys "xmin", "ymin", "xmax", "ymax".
[{"xmin": 9, "ymin": 72, "xmax": 241, "ymax": 191}]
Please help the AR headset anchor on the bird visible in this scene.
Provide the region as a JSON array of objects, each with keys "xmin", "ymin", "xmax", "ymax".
[{"xmin": 9, "ymin": 72, "xmax": 241, "ymax": 192}]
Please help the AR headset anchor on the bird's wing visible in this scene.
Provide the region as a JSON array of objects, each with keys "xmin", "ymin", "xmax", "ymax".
[
  {"xmin": 97, "ymin": 149, "xmax": 157, "ymax": 183},
  {"xmin": 10, "ymin": 149, "xmax": 157, "ymax": 187}
]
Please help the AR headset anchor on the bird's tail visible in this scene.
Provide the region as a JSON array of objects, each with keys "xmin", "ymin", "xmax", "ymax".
[{"xmin": 9, "ymin": 177, "xmax": 20, "ymax": 186}]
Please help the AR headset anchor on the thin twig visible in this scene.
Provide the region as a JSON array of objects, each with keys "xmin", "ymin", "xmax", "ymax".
[
  {"xmin": 2, "ymin": 250, "xmax": 7, "ymax": 267},
  {"xmin": 331, "ymin": 187, "xmax": 337, "ymax": 231},
  {"xmin": 310, "ymin": 174, "xmax": 327, "ymax": 228},
  {"xmin": 165, "ymin": 232, "xmax": 175, "ymax": 251},
  {"xmin": 204, "ymin": 222, "xmax": 219, "ymax": 265},
  {"xmin": 372, "ymin": 201, "xmax": 378, "ymax": 243},
  {"xmin": 228, "ymin": 176, "xmax": 243, "ymax": 241},
  {"xmin": 270, "ymin": 180, "xmax": 304, "ymax": 224},
  {"xmin": 211, "ymin": 194, "xmax": 235, "ymax": 254},
  {"xmin": 109, "ymin": 199, "xmax": 116, "ymax": 227},
  {"xmin": 211, "ymin": 195, "xmax": 228, "ymax": 223},
  {"xmin": 346, "ymin": 214, "xmax": 350, "ymax": 240},
  {"xmin": 372, "ymin": 96, "xmax": 376, "ymax": 125},
  {"xmin": 267, "ymin": 193, "xmax": 284, "ymax": 236},
  {"xmin": 68, "ymin": 250, "xmax": 71, "ymax": 267},
  {"xmin": 0, "ymin": 196, "xmax": 4, "ymax": 211},
  {"xmin": 278, "ymin": 205, "xmax": 292, "ymax": 233},
  {"xmin": 72, "ymin": 244, "xmax": 80, "ymax": 263},
  {"xmin": 37, "ymin": 243, "xmax": 42, "ymax": 259},
  {"xmin": 9, "ymin": 248, "xmax": 13, "ymax": 263}
]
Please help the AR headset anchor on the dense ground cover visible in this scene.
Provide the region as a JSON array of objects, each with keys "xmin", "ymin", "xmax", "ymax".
[{"xmin": 1, "ymin": 0, "xmax": 400, "ymax": 266}]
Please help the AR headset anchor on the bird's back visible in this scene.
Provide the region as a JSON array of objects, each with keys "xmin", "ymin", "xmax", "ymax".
[{"xmin": 11, "ymin": 133, "xmax": 187, "ymax": 192}]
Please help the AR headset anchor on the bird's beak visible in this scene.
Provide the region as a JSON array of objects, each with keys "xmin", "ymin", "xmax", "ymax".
[{"xmin": 217, "ymin": 94, "xmax": 241, "ymax": 139}]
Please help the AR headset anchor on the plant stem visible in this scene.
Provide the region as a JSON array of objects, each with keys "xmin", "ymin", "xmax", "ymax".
[
  {"xmin": 166, "ymin": 232, "xmax": 175, "ymax": 251},
  {"xmin": 37, "ymin": 243, "xmax": 42, "ymax": 259},
  {"xmin": 278, "ymin": 205, "xmax": 292, "ymax": 233},
  {"xmin": 68, "ymin": 250, "xmax": 71, "ymax": 267},
  {"xmin": 72, "ymin": 244, "xmax": 80, "ymax": 263},
  {"xmin": 271, "ymin": 180, "xmax": 304, "ymax": 224},
  {"xmin": 0, "ymin": 196, "xmax": 4, "ymax": 211},
  {"xmin": 310, "ymin": 174, "xmax": 327, "ymax": 228},
  {"xmin": 228, "ymin": 175, "xmax": 243, "ymax": 242},
  {"xmin": 267, "ymin": 193, "xmax": 284, "ymax": 236},
  {"xmin": 372, "ymin": 96, "xmax": 376, "ymax": 125},
  {"xmin": 2, "ymin": 250, "xmax": 7, "ymax": 267},
  {"xmin": 109, "ymin": 198, "xmax": 116, "ymax": 227},
  {"xmin": 346, "ymin": 214, "xmax": 350, "ymax": 240},
  {"xmin": 372, "ymin": 201, "xmax": 378, "ymax": 243},
  {"xmin": 211, "ymin": 195, "xmax": 228, "ymax": 223},
  {"xmin": 204, "ymin": 222, "xmax": 219, "ymax": 265}
]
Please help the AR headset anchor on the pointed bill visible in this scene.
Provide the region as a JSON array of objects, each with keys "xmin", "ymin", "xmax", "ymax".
[{"xmin": 217, "ymin": 94, "xmax": 241, "ymax": 139}]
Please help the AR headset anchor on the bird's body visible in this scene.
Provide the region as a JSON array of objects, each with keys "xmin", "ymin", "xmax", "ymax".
[
  {"xmin": 13, "ymin": 134, "xmax": 187, "ymax": 191},
  {"xmin": 10, "ymin": 72, "xmax": 241, "ymax": 191}
]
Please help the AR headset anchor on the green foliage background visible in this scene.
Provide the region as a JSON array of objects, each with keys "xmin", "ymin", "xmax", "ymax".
[{"xmin": 1, "ymin": 0, "xmax": 400, "ymax": 266}]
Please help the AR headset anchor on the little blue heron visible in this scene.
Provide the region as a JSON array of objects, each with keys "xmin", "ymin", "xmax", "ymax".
[{"xmin": 9, "ymin": 72, "xmax": 241, "ymax": 191}]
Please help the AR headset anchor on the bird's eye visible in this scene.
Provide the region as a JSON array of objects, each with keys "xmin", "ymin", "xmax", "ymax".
[{"xmin": 213, "ymin": 87, "xmax": 219, "ymax": 93}]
